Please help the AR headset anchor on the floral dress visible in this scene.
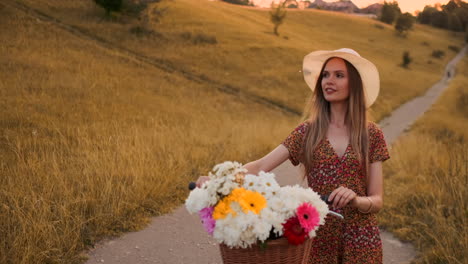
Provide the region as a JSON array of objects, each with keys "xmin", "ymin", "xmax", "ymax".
[{"xmin": 281, "ymin": 121, "xmax": 390, "ymax": 264}]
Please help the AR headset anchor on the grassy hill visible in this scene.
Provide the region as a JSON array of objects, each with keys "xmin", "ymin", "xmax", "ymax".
[
  {"xmin": 10, "ymin": 0, "xmax": 465, "ymax": 119},
  {"xmin": 0, "ymin": 0, "xmax": 465, "ymax": 263}
]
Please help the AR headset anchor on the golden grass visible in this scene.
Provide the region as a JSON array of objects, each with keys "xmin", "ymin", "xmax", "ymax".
[
  {"xmin": 0, "ymin": 0, "xmax": 465, "ymax": 263},
  {"xmin": 379, "ymin": 56, "xmax": 468, "ymax": 263}
]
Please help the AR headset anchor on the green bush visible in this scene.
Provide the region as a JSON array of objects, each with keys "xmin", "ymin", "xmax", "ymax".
[
  {"xmin": 402, "ymin": 51, "xmax": 412, "ymax": 68},
  {"xmin": 180, "ymin": 32, "xmax": 192, "ymax": 41},
  {"xmin": 94, "ymin": 0, "xmax": 122, "ymax": 16},
  {"xmin": 374, "ymin": 24, "xmax": 385, "ymax": 30},
  {"xmin": 129, "ymin": 26, "xmax": 161, "ymax": 38},
  {"xmin": 180, "ymin": 32, "xmax": 217, "ymax": 45},
  {"xmin": 122, "ymin": 0, "xmax": 146, "ymax": 16},
  {"xmin": 448, "ymin": 45, "xmax": 460, "ymax": 52},
  {"xmin": 431, "ymin": 50, "xmax": 445, "ymax": 59},
  {"xmin": 395, "ymin": 12, "xmax": 414, "ymax": 36},
  {"xmin": 192, "ymin": 33, "xmax": 217, "ymax": 45}
]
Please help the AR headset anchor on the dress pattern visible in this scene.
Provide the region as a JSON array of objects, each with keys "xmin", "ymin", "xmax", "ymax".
[{"xmin": 281, "ymin": 121, "xmax": 390, "ymax": 264}]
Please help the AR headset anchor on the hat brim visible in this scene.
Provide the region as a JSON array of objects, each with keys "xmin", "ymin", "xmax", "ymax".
[{"xmin": 303, "ymin": 50, "xmax": 380, "ymax": 108}]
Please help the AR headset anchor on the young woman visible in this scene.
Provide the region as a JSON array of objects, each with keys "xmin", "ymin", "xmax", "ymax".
[{"xmin": 197, "ymin": 48, "xmax": 389, "ymax": 263}]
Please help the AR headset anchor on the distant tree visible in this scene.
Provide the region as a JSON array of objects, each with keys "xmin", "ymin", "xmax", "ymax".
[
  {"xmin": 431, "ymin": 11, "xmax": 449, "ymax": 28},
  {"xmin": 444, "ymin": 0, "xmax": 459, "ymax": 12},
  {"xmin": 417, "ymin": 5, "xmax": 438, "ymax": 24},
  {"xmin": 417, "ymin": 0, "xmax": 468, "ymax": 33},
  {"xmin": 444, "ymin": 0, "xmax": 468, "ymax": 31},
  {"xmin": 270, "ymin": 2, "xmax": 287, "ymax": 36},
  {"xmin": 448, "ymin": 13, "xmax": 463, "ymax": 31},
  {"xmin": 94, "ymin": 0, "xmax": 122, "ymax": 16},
  {"xmin": 395, "ymin": 12, "xmax": 415, "ymax": 36},
  {"xmin": 380, "ymin": 1, "xmax": 401, "ymax": 24},
  {"xmin": 402, "ymin": 51, "xmax": 411, "ymax": 68}
]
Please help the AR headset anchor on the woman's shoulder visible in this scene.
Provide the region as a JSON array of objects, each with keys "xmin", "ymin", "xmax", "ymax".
[
  {"xmin": 367, "ymin": 121, "xmax": 382, "ymax": 132},
  {"xmin": 299, "ymin": 120, "xmax": 310, "ymax": 128},
  {"xmin": 290, "ymin": 120, "xmax": 310, "ymax": 133},
  {"xmin": 367, "ymin": 121, "xmax": 390, "ymax": 161},
  {"xmin": 367, "ymin": 121, "xmax": 386, "ymax": 143},
  {"xmin": 367, "ymin": 121, "xmax": 385, "ymax": 138}
]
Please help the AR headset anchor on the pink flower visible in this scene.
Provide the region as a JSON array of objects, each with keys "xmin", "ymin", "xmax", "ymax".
[
  {"xmin": 296, "ymin": 203, "xmax": 320, "ymax": 232},
  {"xmin": 199, "ymin": 207, "xmax": 216, "ymax": 235}
]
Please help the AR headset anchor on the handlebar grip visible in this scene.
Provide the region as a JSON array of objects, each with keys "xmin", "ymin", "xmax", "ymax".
[
  {"xmin": 320, "ymin": 195, "xmax": 332, "ymax": 205},
  {"xmin": 188, "ymin": 182, "xmax": 196, "ymax": 190},
  {"xmin": 320, "ymin": 195, "xmax": 343, "ymax": 219}
]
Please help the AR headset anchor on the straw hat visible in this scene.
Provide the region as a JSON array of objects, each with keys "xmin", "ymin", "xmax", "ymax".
[{"xmin": 302, "ymin": 48, "xmax": 380, "ymax": 108}]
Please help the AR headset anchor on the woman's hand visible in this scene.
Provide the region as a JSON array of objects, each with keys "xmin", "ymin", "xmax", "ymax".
[
  {"xmin": 328, "ymin": 186, "xmax": 357, "ymax": 209},
  {"xmin": 195, "ymin": 176, "xmax": 210, "ymax": 188}
]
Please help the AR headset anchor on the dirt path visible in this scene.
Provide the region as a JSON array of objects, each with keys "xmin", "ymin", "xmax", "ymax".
[{"xmin": 84, "ymin": 46, "xmax": 466, "ymax": 264}]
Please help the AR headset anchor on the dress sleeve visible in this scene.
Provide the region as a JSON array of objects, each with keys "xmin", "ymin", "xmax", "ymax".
[
  {"xmin": 281, "ymin": 122, "xmax": 308, "ymax": 166},
  {"xmin": 368, "ymin": 122, "xmax": 390, "ymax": 163}
]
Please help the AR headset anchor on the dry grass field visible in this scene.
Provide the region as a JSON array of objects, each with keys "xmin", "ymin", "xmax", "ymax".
[
  {"xmin": 0, "ymin": 0, "xmax": 465, "ymax": 263},
  {"xmin": 379, "ymin": 56, "xmax": 468, "ymax": 264}
]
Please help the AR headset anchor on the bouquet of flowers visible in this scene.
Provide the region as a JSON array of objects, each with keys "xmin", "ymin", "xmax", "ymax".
[{"xmin": 185, "ymin": 161, "xmax": 329, "ymax": 249}]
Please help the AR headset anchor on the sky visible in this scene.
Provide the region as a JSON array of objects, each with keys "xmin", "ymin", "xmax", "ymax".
[{"xmin": 323, "ymin": 0, "xmax": 451, "ymax": 14}]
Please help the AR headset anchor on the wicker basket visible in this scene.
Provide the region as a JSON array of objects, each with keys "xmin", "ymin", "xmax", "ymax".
[{"xmin": 219, "ymin": 237, "xmax": 313, "ymax": 264}]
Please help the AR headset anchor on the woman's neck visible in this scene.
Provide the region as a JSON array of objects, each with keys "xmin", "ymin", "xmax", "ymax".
[{"xmin": 329, "ymin": 102, "xmax": 348, "ymax": 128}]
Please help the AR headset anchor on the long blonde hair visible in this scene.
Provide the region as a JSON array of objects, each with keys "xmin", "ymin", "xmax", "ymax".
[{"xmin": 301, "ymin": 57, "xmax": 369, "ymax": 179}]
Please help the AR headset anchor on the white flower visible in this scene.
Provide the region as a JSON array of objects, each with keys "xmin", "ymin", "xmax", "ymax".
[
  {"xmin": 217, "ymin": 174, "xmax": 239, "ymax": 196},
  {"xmin": 212, "ymin": 161, "xmax": 246, "ymax": 179},
  {"xmin": 185, "ymin": 188, "xmax": 210, "ymax": 214},
  {"xmin": 260, "ymin": 207, "xmax": 284, "ymax": 236},
  {"xmin": 213, "ymin": 208, "xmax": 276, "ymax": 248},
  {"xmin": 243, "ymin": 172, "xmax": 280, "ymax": 200},
  {"xmin": 243, "ymin": 174, "xmax": 260, "ymax": 190},
  {"xmin": 258, "ymin": 171, "xmax": 280, "ymax": 191},
  {"xmin": 185, "ymin": 161, "xmax": 330, "ymax": 248},
  {"xmin": 252, "ymin": 220, "xmax": 271, "ymax": 241}
]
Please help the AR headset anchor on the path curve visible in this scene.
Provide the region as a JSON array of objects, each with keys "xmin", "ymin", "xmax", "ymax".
[{"xmin": 85, "ymin": 47, "xmax": 466, "ymax": 264}]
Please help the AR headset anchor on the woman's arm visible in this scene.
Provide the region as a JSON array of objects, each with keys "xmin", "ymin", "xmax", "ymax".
[
  {"xmin": 353, "ymin": 161, "xmax": 384, "ymax": 213},
  {"xmin": 243, "ymin": 144, "xmax": 290, "ymax": 175}
]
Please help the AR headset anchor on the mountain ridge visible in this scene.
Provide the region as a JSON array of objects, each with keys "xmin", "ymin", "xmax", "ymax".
[{"xmin": 250, "ymin": 0, "xmax": 381, "ymax": 15}]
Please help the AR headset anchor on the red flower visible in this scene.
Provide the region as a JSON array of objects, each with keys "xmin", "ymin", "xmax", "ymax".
[{"xmin": 282, "ymin": 216, "xmax": 307, "ymax": 245}]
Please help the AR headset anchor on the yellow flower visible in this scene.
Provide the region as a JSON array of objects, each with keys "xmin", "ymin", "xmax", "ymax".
[
  {"xmin": 237, "ymin": 190, "xmax": 267, "ymax": 215},
  {"xmin": 212, "ymin": 188, "xmax": 267, "ymax": 219},
  {"xmin": 229, "ymin": 188, "xmax": 247, "ymax": 201},
  {"xmin": 213, "ymin": 198, "xmax": 235, "ymax": 220}
]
